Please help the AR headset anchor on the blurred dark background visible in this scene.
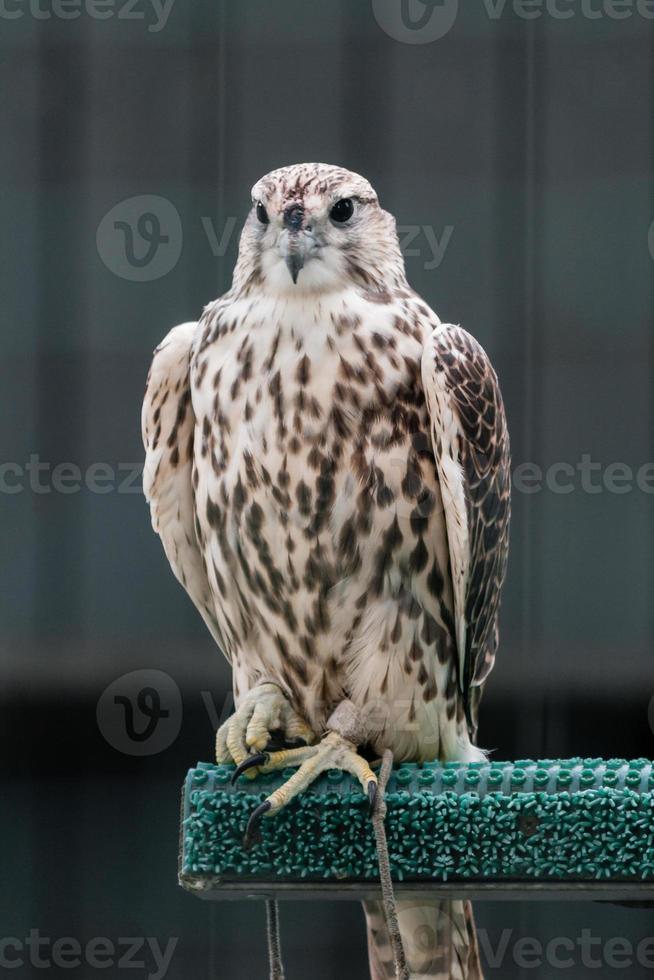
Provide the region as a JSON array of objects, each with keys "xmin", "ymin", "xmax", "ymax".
[{"xmin": 1, "ymin": 1, "xmax": 653, "ymax": 977}]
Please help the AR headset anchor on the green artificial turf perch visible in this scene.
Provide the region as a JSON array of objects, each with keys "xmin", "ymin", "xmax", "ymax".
[{"xmin": 180, "ymin": 758, "xmax": 654, "ymax": 889}]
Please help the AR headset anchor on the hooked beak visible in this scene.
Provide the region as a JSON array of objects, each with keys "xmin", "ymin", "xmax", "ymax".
[{"xmin": 278, "ymin": 230, "xmax": 307, "ymax": 285}]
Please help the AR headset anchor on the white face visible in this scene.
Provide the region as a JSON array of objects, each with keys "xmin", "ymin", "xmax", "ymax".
[
  {"xmin": 233, "ymin": 163, "xmax": 404, "ymax": 297},
  {"xmin": 255, "ymin": 189, "xmax": 362, "ymax": 294}
]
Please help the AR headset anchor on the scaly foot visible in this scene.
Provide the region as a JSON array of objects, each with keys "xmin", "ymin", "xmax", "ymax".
[
  {"xmin": 240, "ymin": 730, "xmax": 378, "ymax": 848},
  {"xmin": 215, "ymin": 682, "xmax": 316, "ymax": 776}
]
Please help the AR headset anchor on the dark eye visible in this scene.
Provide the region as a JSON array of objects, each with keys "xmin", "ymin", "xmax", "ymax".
[
  {"xmin": 256, "ymin": 201, "xmax": 269, "ymax": 225},
  {"xmin": 330, "ymin": 198, "xmax": 354, "ymax": 223}
]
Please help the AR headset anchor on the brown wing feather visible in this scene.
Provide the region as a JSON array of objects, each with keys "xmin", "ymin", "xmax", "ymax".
[{"xmin": 422, "ymin": 323, "xmax": 510, "ymax": 736}]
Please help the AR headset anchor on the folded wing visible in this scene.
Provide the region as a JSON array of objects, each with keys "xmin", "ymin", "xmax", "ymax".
[
  {"xmin": 421, "ymin": 323, "xmax": 511, "ymax": 735},
  {"xmin": 142, "ymin": 322, "xmax": 225, "ymax": 653}
]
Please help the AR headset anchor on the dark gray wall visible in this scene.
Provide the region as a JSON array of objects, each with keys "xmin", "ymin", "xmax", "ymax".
[{"xmin": 1, "ymin": 3, "xmax": 653, "ymax": 977}]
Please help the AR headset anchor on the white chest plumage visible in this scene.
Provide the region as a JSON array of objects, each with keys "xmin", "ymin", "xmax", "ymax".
[{"xmin": 187, "ymin": 289, "xmax": 460, "ymax": 760}]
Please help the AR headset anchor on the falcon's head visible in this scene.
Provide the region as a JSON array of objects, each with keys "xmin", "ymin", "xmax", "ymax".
[{"xmin": 232, "ymin": 163, "xmax": 406, "ymax": 295}]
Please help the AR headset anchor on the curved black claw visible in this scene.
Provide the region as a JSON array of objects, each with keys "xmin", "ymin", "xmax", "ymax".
[
  {"xmin": 244, "ymin": 800, "xmax": 272, "ymax": 849},
  {"xmin": 282, "ymin": 736, "xmax": 307, "ymax": 749},
  {"xmin": 368, "ymin": 780, "xmax": 378, "ymax": 816},
  {"xmin": 231, "ymin": 752, "xmax": 269, "ymax": 784},
  {"xmin": 264, "ymin": 732, "xmax": 307, "ymax": 752}
]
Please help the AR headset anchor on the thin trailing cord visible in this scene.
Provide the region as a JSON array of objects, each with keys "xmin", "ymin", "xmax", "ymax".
[
  {"xmin": 266, "ymin": 899, "xmax": 285, "ymax": 980},
  {"xmin": 372, "ymin": 750, "xmax": 409, "ymax": 980}
]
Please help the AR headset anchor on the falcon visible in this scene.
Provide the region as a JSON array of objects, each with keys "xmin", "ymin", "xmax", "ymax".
[{"xmin": 143, "ymin": 163, "xmax": 510, "ymax": 978}]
